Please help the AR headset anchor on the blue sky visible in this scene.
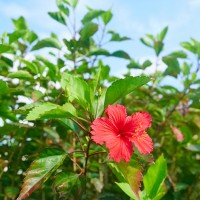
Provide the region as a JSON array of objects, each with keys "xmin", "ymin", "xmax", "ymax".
[{"xmin": 0, "ymin": 0, "xmax": 200, "ymax": 83}]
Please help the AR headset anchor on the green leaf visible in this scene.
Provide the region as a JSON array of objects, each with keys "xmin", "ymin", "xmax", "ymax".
[
  {"xmin": 4, "ymin": 186, "xmax": 19, "ymax": 199},
  {"xmin": 61, "ymin": 72, "xmax": 91, "ymax": 109},
  {"xmin": 152, "ymin": 184, "xmax": 167, "ymax": 200},
  {"xmin": 146, "ymin": 34, "xmax": 155, "ymax": 40},
  {"xmin": 7, "ymin": 70, "xmax": 33, "ymax": 80},
  {"xmin": 48, "ymin": 12, "xmax": 67, "ymax": 25},
  {"xmin": 8, "ymin": 30, "xmax": 26, "ymax": 43},
  {"xmin": 158, "ymin": 26, "xmax": 168, "ymax": 41},
  {"xmin": 142, "ymin": 60, "xmax": 152, "ymax": 69},
  {"xmin": 20, "ymin": 59, "xmax": 38, "ymax": 74},
  {"xmin": 0, "ymin": 80, "xmax": 10, "ymax": 95},
  {"xmin": 0, "ymin": 55, "xmax": 13, "ymax": 69},
  {"xmin": 0, "ymin": 44, "xmax": 12, "ymax": 54},
  {"xmin": 56, "ymin": 0, "xmax": 70, "ymax": 16},
  {"xmin": 115, "ymin": 183, "xmax": 136, "ymax": 199},
  {"xmin": 182, "ymin": 62, "xmax": 191, "ymax": 76},
  {"xmin": 111, "ymin": 50, "xmax": 130, "ymax": 59},
  {"xmin": 154, "ymin": 41, "xmax": 164, "ymax": 56},
  {"xmin": 180, "ymin": 42, "xmax": 196, "ymax": 54},
  {"xmin": 108, "ymin": 30, "xmax": 130, "ymax": 42},
  {"xmin": 93, "ymin": 88, "xmax": 107, "ymax": 118},
  {"xmin": 0, "ymin": 31, "xmax": 7, "ymax": 43},
  {"xmin": 82, "ymin": 9, "xmax": 104, "ymax": 24},
  {"xmin": 140, "ymin": 38, "xmax": 152, "ymax": 48},
  {"xmin": 163, "ymin": 50, "xmax": 187, "ymax": 77},
  {"xmin": 108, "ymin": 156, "xmax": 143, "ymax": 200},
  {"xmin": 143, "ymin": 155, "xmax": 167, "ymax": 199},
  {"xmin": 32, "ymin": 90, "xmax": 44, "ymax": 101},
  {"xmin": 53, "ymin": 172, "xmax": 80, "ymax": 198},
  {"xmin": 57, "ymin": 118, "xmax": 80, "ymax": 132},
  {"xmin": 89, "ymin": 48, "xmax": 110, "ymax": 56},
  {"xmin": 17, "ymin": 102, "xmax": 42, "ymax": 113},
  {"xmin": 26, "ymin": 103, "xmax": 58, "ymax": 121},
  {"xmin": 127, "ymin": 60, "xmax": 141, "ymax": 69},
  {"xmin": 26, "ymin": 102, "xmax": 77, "ymax": 121},
  {"xmin": 104, "ymin": 76, "xmax": 150, "ymax": 107},
  {"xmin": 79, "ymin": 22, "xmax": 98, "ymax": 40},
  {"xmin": 91, "ymin": 63, "xmax": 110, "ymax": 117},
  {"xmin": 8, "ymin": 30, "xmax": 38, "ymax": 44},
  {"xmin": 71, "ymin": 0, "xmax": 79, "ymax": 8},
  {"xmin": 12, "ymin": 16, "xmax": 28, "ymax": 30},
  {"xmin": 31, "ymin": 38, "xmax": 62, "ymax": 51},
  {"xmin": 36, "ymin": 56, "xmax": 59, "ymax": 81},
  {"xmin": 101, "ymin": 10, "xmax": 113, "ymax": 25},
  {"xmin": 168, "ymin": 50, "xmax": 187, "ymax": 58},
  {"xmin": 24, "ymin": 31, "xmax": 38, "ymax": 44},
  {"xmin": 17, "ymin": 149, "xmax": 67, "ymax": 200},
  {"xmin": 39, "ymin": 103, "xmax": 77, "ymax": 120},
  {"xmin": 44, "ymin": 127, "xmax": 61, "ymax": 143},
  {"xmin": 163, "ymin": 56, "xmax": 181, "ymax": 77},
  {"xmin": 117, "ymin": 159, "xmax": 143, "ymax": 199},
  {"xmin": 175, "ymin": 183, "xmax": 189, "ymax": 192}
]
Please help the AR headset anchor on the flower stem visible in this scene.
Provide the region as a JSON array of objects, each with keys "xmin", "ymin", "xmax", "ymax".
[
  {"xmin": 70, "ymin": 118, "xmax": 90, "ymax": 134},
  {"xmin": 84, "ymin": 139, "xmax": 92, "ymax": 176}
]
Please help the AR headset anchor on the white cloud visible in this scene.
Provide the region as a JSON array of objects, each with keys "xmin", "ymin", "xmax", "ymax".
[
  {"xmin": 187, "ymin": 0, "xmax": 200, "ymax": 9},
  {"xmin": 0, "ymin": 2, "xmax": 29, "ymax": 18}
]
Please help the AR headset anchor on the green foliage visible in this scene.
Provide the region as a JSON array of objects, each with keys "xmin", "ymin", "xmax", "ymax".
[
  {"xmin": 79, "ymin": 22, "xmax": 98, "ymax": 39},
  {"xmin": 48, "ymin": 11, "xmax": 67, "ymax": 25},
  {"xmin": 108, "ymin": 30, "xmax": 130, "ymax": 42},
  {"xmin": 0, "ymin": 1, "xmax": 200, "ymax": 200},
  {"xmin": 17, "ymin": 149, "xmax": 67, "ymax": 200},
  {"xmin": 104, "ymin": 76, "xmax": 150, "ymax": 107},
  {"xmin": 31, "ymin": 37, "xmax": 62, "ymax": 50},
  {"xmin": 26, "ymin": 102, "xmax": 77, "ymax": 120},
  {"xmin": 143, "ymin": 155, "xmax": 167, "ymax": 199},
  {"xmin": 108, "ymin": 156, "xmax": 143, "ymax": 200},
  {"xmin": 61, "ymin": 72, "xmax": 91, "ymax": 109},
  {"xmin": 140, "ymin": 26, "xmax": 168, "ymax": 56},
  {"xmin": 53, "ymin": 172, "xmax": 80, "ymax": 198}
]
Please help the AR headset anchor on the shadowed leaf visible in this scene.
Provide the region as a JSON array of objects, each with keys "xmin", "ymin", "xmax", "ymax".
[
  {"xmin": 17, "ymin": 149, "xmax": 67, "ymax": 200},
  {"xmin": 53, "ymin": 172, "xmax": 80, "ymax": 198}
]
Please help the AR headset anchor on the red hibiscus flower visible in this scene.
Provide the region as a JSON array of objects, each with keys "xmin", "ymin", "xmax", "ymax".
[{"xmin": 91, "ymin": 104, "xmax": 153, "ymax": 162}]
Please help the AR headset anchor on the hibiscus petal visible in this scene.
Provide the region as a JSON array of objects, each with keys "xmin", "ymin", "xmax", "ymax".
[
  {"xmin": 91, "ymin": 118, "xmax": 117, "ymax": 145},
  {"xmin": 106, "ymin": 136, "xmax": 133, "ymax": 162},
  {"xmin": 131, "ymin": 112, "xmax": 152, "ymax": 132},
  {"xmin": 122, "ymin": 116, "xmax": 135, "ymax": 136},
  {"xmin": 106, "ymin": 104, "xmax": 127, "ymax": 130},
  {"xmin": 131, "ymin": 132, "xmax": 153, "ymax": 154}
]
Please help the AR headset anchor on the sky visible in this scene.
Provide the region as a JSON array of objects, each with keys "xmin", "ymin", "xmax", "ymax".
[{"xmin": 0, "ymin": 0, "xmax": 200, "ymax": 86}]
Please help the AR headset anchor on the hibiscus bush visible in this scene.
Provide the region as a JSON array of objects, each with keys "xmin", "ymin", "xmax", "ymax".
[{"xmin": 0, "ymin": 0, "xmax": 200, "ymax": 199}]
